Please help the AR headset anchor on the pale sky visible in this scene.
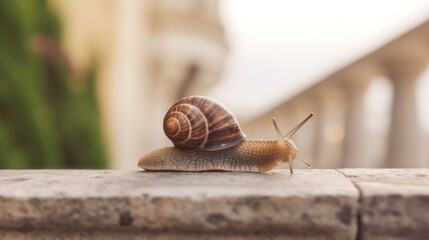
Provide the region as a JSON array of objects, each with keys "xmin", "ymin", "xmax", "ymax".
[{"xmin": 208, "ymin": 0, "xmax": 429, "ymax": 131}]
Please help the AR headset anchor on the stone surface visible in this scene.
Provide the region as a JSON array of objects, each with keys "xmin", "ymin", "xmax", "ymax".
[
  {"xmin": 339, "ymin": 168, "xmax": 429, "ymax": 240},
  {"xmin": 0, "ymin": 169, "xmax": 358, "ymax": 239}
]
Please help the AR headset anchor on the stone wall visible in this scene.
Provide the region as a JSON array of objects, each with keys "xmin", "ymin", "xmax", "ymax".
[{"xmin": 0, "ymin": 169, "xmax": 428, "ymax": 239}]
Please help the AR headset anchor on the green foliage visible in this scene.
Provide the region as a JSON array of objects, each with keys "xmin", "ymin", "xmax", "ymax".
[{"xmin": 0, "ymin": 0, "xmax": 107, "ymax": 168}]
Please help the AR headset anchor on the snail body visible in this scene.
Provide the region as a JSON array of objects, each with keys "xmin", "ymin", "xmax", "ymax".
[
  {"xmin": 139, "ymin": 139, "xmax": 294, "ymax": 172},
  {"xmin": 138, "ymin": 96, "xmax": 313, "ymax": 174}
]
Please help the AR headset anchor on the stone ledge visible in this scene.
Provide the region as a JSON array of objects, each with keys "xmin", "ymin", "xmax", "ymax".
[
  {"xmin": 339, "ymin": 169, "xmax": 429, "ymax": 240},
  {"xmin": 0, "ymin": 169, "xmax": 358, "ymax": 239},
  {"xmin": 0, "ymin": 169, "xmax": 428, "ymax": 239}
]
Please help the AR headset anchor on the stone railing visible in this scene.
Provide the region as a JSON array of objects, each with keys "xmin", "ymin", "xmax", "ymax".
[
  {"xmin": 242, "ymin": 20, "xmax": 429, "ymax": 169},
  {"xmin": 0, "ymin": 169, "xmax": 428, "ymax": 239}
]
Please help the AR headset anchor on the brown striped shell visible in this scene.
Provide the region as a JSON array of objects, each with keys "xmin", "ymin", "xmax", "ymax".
[{"xmin": 163, "ymin": 96, "xmax": 246, "ymax": 151}]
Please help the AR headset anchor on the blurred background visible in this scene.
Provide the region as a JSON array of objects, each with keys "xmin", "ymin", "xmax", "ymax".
[{"xmin": 0, "ymin": 0, "xmax": 428, "ymax": 169}]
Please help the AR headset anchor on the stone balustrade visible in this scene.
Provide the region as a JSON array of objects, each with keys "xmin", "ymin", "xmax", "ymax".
[
  {"xmin": 0, "ymin": 169, "xmax": 428, "ymax": 239},
  {"xmin": 242, "ymin": 20, "xmax": 429, "ymax": 168}
]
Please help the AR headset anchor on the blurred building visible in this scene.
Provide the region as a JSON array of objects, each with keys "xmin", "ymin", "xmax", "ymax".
[
  {"xmin": 243, "ymin": 20, "xmax": 429, "ymax": 168},
  {"xmin": 52, "ymin": 0, "xmax": 227, "ymax": 169}
]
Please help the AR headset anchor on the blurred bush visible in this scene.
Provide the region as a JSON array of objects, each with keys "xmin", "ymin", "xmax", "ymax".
[{"xmin": 0, "ymin": 0, "xmax": 107, "ymax": 168}]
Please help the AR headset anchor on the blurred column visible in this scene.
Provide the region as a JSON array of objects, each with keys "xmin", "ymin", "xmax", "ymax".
[
  {"xmin": 313, "ymin": 85, "xmax": 345, "ymax": 168},
  {"xmin": 109, "ymin": 0, "xmax": 149, "ymax": 169},
  {"xmin": 147, "ymin": 0, "xmax": 228, "ymax": 150},
  {"xmin": 386, "ymin": 63, "xmax": 426, "ymax": 167},
  {"xmin": 288, "ymin": 99, "xmax": 317, "ymax": 165},
  {"xmin": 342, "ymin": 79, "xmax": 370, "ymax": 167}
]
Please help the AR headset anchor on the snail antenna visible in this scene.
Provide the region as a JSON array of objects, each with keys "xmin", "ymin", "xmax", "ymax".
[
  {"xmin": 284, "ymin": 113, "xmax": 314, "ymax": 139},
  {"xmin": 296, "ymin": 157, "xmax": 312, "ymax": 168},
  {"xmin": 272, "ymin": 117, "xmax": 287, "ymax": 145}
]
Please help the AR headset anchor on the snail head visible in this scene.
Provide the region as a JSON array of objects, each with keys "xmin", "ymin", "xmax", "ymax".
[{"xmin": 271, "ymin": 113, "xmax": 314, "ymax": 174}]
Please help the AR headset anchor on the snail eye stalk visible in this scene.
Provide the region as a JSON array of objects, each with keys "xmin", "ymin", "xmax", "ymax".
[
  {"xmin": 284, "ymin": 113, "xmax": 314, "ymax": 139},
  {"xmin": 271, "ymin": 117, "xmax": 286, "ymax": 145}
]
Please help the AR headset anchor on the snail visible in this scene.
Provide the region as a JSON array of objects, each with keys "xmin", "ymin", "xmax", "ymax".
[{"xmin": 138, "ymin": 96, "xmax": 313, "ymax": 174}]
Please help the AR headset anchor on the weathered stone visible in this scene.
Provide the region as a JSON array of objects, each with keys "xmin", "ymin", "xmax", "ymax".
[
  {"xmin": 339, "ymin": 168, "xmax": 429, "ymax": 240},
  {"xmin": 0, "ymin": 230, "xmax": 348, "ymax": 240},
  {"xmin": 0, "ymin": 169, "xmax": 358, "ymax": 239}
]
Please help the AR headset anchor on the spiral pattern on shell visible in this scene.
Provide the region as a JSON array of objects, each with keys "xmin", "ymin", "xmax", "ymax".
[{"xmin": 163, "ymin": 96, "xmax": 246, "ymax": 151}]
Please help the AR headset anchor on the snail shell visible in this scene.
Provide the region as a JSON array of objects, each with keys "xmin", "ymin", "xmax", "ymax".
[{"xmin": 163, "ymin": 96, "xmax": 246, "ymax": 151}]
